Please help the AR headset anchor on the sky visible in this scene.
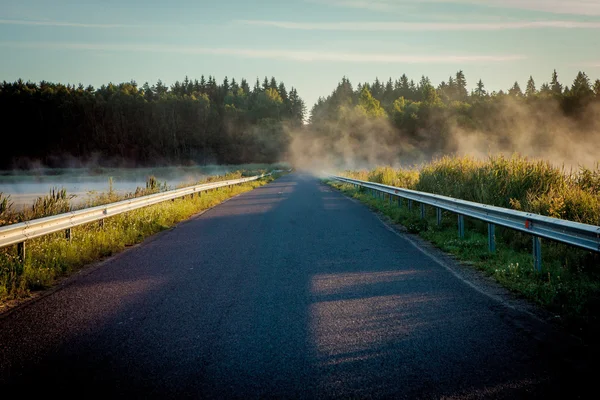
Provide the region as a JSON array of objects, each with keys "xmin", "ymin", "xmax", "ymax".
[{"xmin": 1, "ymin": 0, "xmax": 600, "ymax": 110}]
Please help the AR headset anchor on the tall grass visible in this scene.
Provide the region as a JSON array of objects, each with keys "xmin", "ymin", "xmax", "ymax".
[
  {"xmin": 0, "ymin": 192, "xmax": 13, "ymax": 226},
  {"xmin": 344, "ymin": 155, "xmax": 600, "ymax": 226}
]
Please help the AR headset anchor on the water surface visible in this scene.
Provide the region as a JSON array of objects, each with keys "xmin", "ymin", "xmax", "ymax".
[{"xmin": 0, "ymin": 165, "xmax": 254, "ymax": 210}]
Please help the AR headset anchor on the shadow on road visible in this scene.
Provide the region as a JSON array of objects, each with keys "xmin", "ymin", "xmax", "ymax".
[{"xmin": 0, "ymin": 174, "xmax": 590, "ymax": 399}]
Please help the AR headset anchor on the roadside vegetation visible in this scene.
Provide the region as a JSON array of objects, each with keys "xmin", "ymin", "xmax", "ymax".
[
  {"xmin": 0, "ymin": 168, "xmax": 283, "ymax": 307},
  {"xmin": 329, "ymin": 155, "xmax": 600, "ymax": 343}
]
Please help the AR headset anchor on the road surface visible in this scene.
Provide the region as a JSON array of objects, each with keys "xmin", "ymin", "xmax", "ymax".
[{"xmin": 0, "ymin": 174, "xmax": 592, "ymax": 398}]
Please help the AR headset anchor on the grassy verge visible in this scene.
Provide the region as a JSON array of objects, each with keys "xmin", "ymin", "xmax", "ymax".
[
  {"xmin": 328, "ymin": 181, "xmax": 600, "ymax": 344},
  {"xmin": 0, "ymin": 173, "xmax": 279, "ymax": 307}
]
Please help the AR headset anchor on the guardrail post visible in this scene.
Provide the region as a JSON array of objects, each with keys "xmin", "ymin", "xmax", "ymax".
[
  {"xmin": 17, "ymin": 242, "xmax": 25, "ymax": 262},
  {"xmin": 436, "ymin": 208, "xmax": 442, "ymax": 226},
  {"xmin": 408, "ymin": 200, "xmax": 413, "ymax": 211},
  {"xmin": 458, "ymin": 215, "xmax": 465, "ymax": 238},
  {"xmin": 533, "ymin": 236, "xmax": 542, "ymax": 271},
  {"xmin": 65, "ymin": 228, "xmax": 72, "ymax": 242},
  {"xmin": 487, "ymin": 223, "xmax": 495, "ymax": 252},
  {"xmin": 389, "ymin": 195, "xmax": 393, "ymax": 205},
  {"xmin": 398, "ymin": 197, "xmax": 402, "ymax": 208},
  {"xmin": 420, "ymin": 204, "xmax": 425, "ymax": 219}
]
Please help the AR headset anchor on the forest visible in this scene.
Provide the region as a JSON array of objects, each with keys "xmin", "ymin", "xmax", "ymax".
[
  {"xmin": 0, "ymin": 76, "xmax": 305, "ymax": 169},
  {"xmin": 2, "ymin": 70, "xmax": 600, "ymax": 170},
  {"xmin": 300, "ymin": 70, "xmax": 600, "ymax": 169}
]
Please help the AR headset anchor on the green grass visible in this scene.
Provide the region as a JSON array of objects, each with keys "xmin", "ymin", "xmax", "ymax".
[
  {"xmin": 0, "ymin": 172, "xmax": 280, "ymax": 306},
  {"xmin": 329, "ymin": 181, "xmax": 600, "ymax": 344},
  {"xmin": 344, "ymin": 155, "xmax": 600, "ymax": 225}
]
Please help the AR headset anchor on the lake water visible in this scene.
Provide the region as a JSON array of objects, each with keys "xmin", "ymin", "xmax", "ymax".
[{"xmin": 0, "ymin": 165, "xmax": 252, "ymax": 210}]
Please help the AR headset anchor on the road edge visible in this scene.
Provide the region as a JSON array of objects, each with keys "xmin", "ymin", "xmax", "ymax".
[{"xmin": 323, "ymin": 180, "xmax": 595, "ymax": 368}]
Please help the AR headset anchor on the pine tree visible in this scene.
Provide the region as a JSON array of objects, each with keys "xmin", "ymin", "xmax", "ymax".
[
  {"xmin": 474, "ymin": 79, "xmax": 486, "ymax": 97},
  {"xmin": 571, "ymin": 71, "xmax": 592, "ymax": 97},
  {"xmin": 594, "ymin": 79, "xmax": 600, "ymax": 98},
  {"xmin": 183, "ymin": 76, "xmax": 191, "ymax": 95},
  {"xmin": 422, "ymin": 84, "xmax": 441, "ymax": 105},
  {"xmin": 408, "ymin": 80, "xmax": 417, "ymax": 99},
  {"xmin": 371, "ymin": 77, "xmax": 382, "ymax": 99},
  {"xmin": 230, "ymin": 78, "xmax": 239, "ymax": 93},
  {"xmin": 418, "ymin": 76, "xmax": 432, "ymax": 93},
  {"xmin": 240, "ymin": 78, "xmax": 250, "ymax": 94},
  {"xmin": 446, "ymin": 76, "xmax": 457, "ymax": 100},
  {"xmin": 550, "ymin": 70, "xmax": 562, "ymax": 95},
  {"xmin": 222, "ymin": 76, "xmax": 229, "ymax": 93},
  {"xmin": 539, "ymin": 83, "xmax": 551, "ymax": 95},
  {"xmin": 278, "ymin": 82, "xmax": 288, "ymax": 99},
  {"xmin": 508, "ymin": 81, "xmax": 523, "ymax": 97},
  {"xmin": 399, "ymin": 74, "xmax": 410, "ymax": 99},
  {"xmin": 399, "ymin": 74, "xmax": 409, "ymax": 90},
  {"xmin": 142, "ymin": 82, "xmax": 154, "ymax": 101},
  {"xmin": 525, "ymin": 76, "xmax": 537, "ymax": 97},
  {"xmin": 383, "ymin": 78, "xmax": 394, "ymax": 105},
  {"xmin": 154, "ymin": 79, "xmax": 168, "ymax": 96},
  {"xmin": 278, "ymin": 82, "xmax": 289, "ymax": 115},
  {"xmin": 253, "ymin": 78, "xmax": 261, "ymax": 93},
  {"xmin": 385, "ymin": 78, "xmax": 393, "ymax": 93},
  {"xmin": 455, "ymin": 70, "xmax": 468, "ymax": 100},
  {"xmin": 288, "ymin": 87, "xmax": 306, "ymax": 125}
]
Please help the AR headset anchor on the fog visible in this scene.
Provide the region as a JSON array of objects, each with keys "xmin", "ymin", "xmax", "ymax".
[
  {"xmin": 0, "ymin": 165, "xmax": 249, "ymax": 210},
  {"xmin": 288, "ymin": 97, "xmax": 600, "ymax": 173}
]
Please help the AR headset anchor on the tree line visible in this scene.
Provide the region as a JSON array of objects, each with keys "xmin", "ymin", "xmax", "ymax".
[
  {"xmin": 308, "ymin": 70, "xmax": 600, "ymax": 166},
  {"xmin": 0, "ymin": 76, "xmax": 305, "ymax": 169}
]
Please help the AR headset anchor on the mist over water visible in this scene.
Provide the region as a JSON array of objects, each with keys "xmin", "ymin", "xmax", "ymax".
[{"xmin": 0, "ymin": 165, "xmax": 246, "ymax": 210}]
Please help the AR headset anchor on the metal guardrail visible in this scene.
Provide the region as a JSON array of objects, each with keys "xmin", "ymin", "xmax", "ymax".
[
  {"xmin": 0, "ymin": 172, "xmax": 273, "ymax": 258},
  {"xmin": 330, "ymin": 175, "xmax": 600, "ymax": 271}
]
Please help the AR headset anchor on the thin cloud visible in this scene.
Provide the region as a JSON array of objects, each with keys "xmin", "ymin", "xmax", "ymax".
[
  {"xmin": 577, "ymin": 61, "xmax": 600, "ymax": 68},
  {"xmin": 307, "ymin": 0, "xmax": 396, "ymax": 12},
  {"xmin": 239, "ymin": 19, "xmax": 600, "ymax": 31},
  {"xmin": 0, "ymin": 41, "xmax": 525, "ymax": 64},
  {"xmin": 311, "ymin": 0, "xmax": 600, "ymax": 16},
  {"xmin": 451, "ymin": 0, "xmax": 600, "ymax": 17},
  {"xmin": 0, "ymin": 18, "xmax": 137, "ymax": 29}
]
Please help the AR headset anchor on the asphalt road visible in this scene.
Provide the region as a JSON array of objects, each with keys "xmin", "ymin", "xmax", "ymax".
[{"xmin": 0, "ymin": 173, "xmax": 593, "ymax": 398}]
